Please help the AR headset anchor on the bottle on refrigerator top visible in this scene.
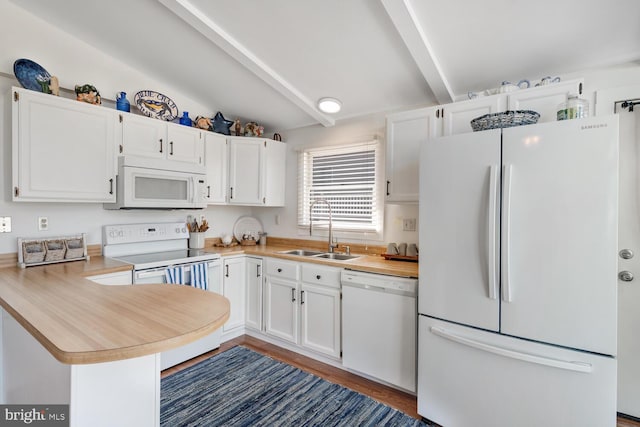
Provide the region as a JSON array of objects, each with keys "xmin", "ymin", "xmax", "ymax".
[{"xmin": 557, "ymin": 94, "xmax": 589, "ymax": 120}]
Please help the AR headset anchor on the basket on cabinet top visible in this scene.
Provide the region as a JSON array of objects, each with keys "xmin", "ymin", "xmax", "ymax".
[{"xmin": 470, "ymin": 110, "xmax": 540, "ymax": 132}]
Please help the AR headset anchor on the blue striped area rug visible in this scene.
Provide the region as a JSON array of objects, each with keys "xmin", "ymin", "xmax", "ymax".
[{"xmin": 161, "ymin": 345, "xmax": 426, "ymax": 426}]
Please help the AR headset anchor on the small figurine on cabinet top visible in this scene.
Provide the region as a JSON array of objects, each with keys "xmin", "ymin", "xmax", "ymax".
[
  {"xmin": 235, "ymin": 119, "xmax": 241, "ymax": 136},
  {"xmin": 49, "ymin": 76, "xmax": 60, "ymax": 96},
  {"xmin": 75, "ymin": 84, "xmax": 101, "ymax": 105},
  {"xmin": 194, "ymin": 115, "xmax": 213, "ymax": 131},
  {"xmin": 244, "ymin": 122, "xmax": 264, "ymax": 137}
]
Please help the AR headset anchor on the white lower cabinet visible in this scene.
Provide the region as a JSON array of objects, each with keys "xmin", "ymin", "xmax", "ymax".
[
  {"xmin": 264, "ymin": 258, "xmax": 300, "ymax": 343},
  {"xmin": 245, "ymin": 256, "xmax": 263, "ymax": 331},
  {"xmin": 264, "ymin": 258, "xmax": 341, "ymax": 359},
  {"xmin": 222, "ymin": 256, "xmax": 246, "ymax": 333}
]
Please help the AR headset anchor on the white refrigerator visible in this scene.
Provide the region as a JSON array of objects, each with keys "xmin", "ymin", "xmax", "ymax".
[{"xmin": 418, "ymin": 115, "xmax": 619, "ymax": 427}]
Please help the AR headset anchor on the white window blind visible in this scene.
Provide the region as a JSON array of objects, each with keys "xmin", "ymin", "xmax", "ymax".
[{"xmin": 298, "ymin": 141, "xmax": 383, "ymax": 233}]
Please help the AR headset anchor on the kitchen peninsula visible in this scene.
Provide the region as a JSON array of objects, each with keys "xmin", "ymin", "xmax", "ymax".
[{"xmin": 0, "ymin": 257, "xmax": 229, "ymax": 427}]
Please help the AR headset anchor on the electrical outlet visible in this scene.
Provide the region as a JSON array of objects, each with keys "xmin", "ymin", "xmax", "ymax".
[
  {"xmin": 0, "ymin": 216, "xmax": 11, "ymax": 233},
  {"xmin": 403, "ymin": 218, "xmax": 416, "ymax": 232},
  {"xmin": 38, "ymin": 216, "xmax": 48, "ymax": 231}
]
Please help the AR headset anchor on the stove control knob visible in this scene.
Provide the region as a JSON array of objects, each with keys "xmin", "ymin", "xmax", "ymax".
[{"xmin": 181, "ymin": 227, "xmax": 187, "ymax": 233}]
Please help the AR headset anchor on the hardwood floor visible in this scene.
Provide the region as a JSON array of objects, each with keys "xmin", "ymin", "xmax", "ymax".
[{"xmin": 162, "ymin": 335, "xmax": 640, "ymax": 427}]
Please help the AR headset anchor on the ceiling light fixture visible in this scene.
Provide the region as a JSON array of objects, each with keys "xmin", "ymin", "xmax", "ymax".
[{"xmin": 317, "ymin": 97, "xmax": 342, "ymax": 114}]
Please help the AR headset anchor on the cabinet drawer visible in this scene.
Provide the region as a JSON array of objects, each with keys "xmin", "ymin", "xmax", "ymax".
[
  {"xmin": 265, "ymin": 258, "xmax": 299, "ymax": 280},
  {"xmin": 302, "ymin": 264, "xmax": 341, "ymax": 289}
]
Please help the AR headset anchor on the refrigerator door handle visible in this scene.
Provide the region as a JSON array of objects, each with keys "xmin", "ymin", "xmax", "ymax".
[
  {"xmin": 488, "ymin": 165, "xmax": 499, "ymax": 300},
  {"xmin": 501, "ymin": 164, "xmax": 513, "ymax": 302},
  {"xmin": 430, "ymin": 326, "xmax": 593, "ymax": 373}
]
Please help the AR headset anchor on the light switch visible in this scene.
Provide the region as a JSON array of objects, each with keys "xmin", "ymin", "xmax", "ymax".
[
  {"xmin": 0, "ymin": 216, "xmax": 11, "ymax": 233},
  {"xmin": 403, "ymin": 218, "xmax": 416, "ymax": 232}
]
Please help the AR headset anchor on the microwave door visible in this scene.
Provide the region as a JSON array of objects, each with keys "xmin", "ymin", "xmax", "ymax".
[{"xmin": 123, "ymin": 167, "xmax": 195, "ymax": 208}]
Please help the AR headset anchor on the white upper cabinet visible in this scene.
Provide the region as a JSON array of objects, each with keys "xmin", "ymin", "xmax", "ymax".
[
  {"xmin": 441, "ymin": 96, "xmax": 505, "ymax": 136},
  {"xmin": 228, "ymin": 138, "xmax": 263, "ymax": 205},
  {"xmin": 507, "ymin": 79, "xmax": 584, "ymax": 124},
  {"xmin": 385, "ymin": 78, "xmax": 585, "ymax": 203},
  {"xmin": 262, "ymin": 139, "xmax": 286, "ymax": 207},
  {"xmin": 228, "ymin": 137, "xmax": 286, "ymax": 206},
  {"xmin": 204, "ymin": 132, "xmax": 228, "ymax": 204},
  {"xmin": 119, "ymin": 113, "xmax": 204, "ymax": 168},
  {"xmin": 12, "ymin": 88, "xmax": 117, "ymax": 202},
  {"xmin": 385, "ymin": 106, "xmax": 439, "ymax": 203}
]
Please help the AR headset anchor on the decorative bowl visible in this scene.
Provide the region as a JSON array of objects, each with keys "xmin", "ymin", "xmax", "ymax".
[{"xmin": 470, "ymin": 110, "xmax": 540, "ymax": 132}]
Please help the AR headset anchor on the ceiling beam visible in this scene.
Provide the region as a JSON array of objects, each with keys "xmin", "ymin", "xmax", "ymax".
[
  {"xmin": 381, "ymin": 0, "xmax": 454, "ymax": 104},
  {"xmin": 158, "ymin": 0, "xmax": 335, "ymax": 127}
]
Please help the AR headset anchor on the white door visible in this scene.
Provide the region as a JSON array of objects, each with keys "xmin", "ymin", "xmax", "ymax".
[
  {"xmin": 228, "ymin": 138, "xmax": 263, "ymax": 205},
  {"xmin": 166, "ymin": 124, "xmax": 204, "ymax": 166},
  {"xmin": 300, "ymin": 283, "xmax": 341, "ymax": 358},
  {"xmin": 419, "ymin": 129, "xmax": 501, "ymax": 331},
  {"xmin": 222, "ymin": 257, "xmax": 246, "ymax": 332},
  {"xmin": 501, "ymin": 116, "xmax": 618, "ymax": 355},
  {"xmin": 385, "ymin": 107, "xmax": 439, "ymax": 202},
  {"xmin": 441, "ymin": 95, "xmax": 504, "ymax": 136},
  {"xmin": 13, "ymin": 89, "xmax": 117, "ymax": 202},
  {"xmin": 245, "ymin": 257, "xmax": 263, "ymax": 331},
  {"xmin": 121, "ymin": 113, "xmax": 165, "ymax": 159},
  {"xmin": 264, "ymin": 275, "xmax": 298, "ymax": 344},
  {"xmin": 204, "ymin": 133, "xmax": 228, "ymax": 204}
]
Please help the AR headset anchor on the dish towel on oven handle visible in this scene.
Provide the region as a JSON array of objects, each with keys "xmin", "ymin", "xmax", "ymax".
[
  {"xmin": 190, "ymin": 262, "xmax": 209, "ymax": 290},
  {"xmin": 165, "ymin": 265, "xmax": 185, "ymax": 285}
]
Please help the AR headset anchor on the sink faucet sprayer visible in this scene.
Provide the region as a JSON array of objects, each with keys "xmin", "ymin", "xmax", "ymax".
[{"xmin": 309, "ymin": 198, "xmax": 336, "ymax": 253}]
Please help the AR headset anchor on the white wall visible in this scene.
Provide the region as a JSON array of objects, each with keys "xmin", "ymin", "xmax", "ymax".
[{"xmin": 0, "ymin": 1, "xmax": 253, "ymax": 254}]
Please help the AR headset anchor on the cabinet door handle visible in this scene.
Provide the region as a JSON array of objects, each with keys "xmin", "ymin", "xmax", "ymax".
[
  {"xmin": 291, "ymin": 288, "xmax": 296, "ymax": 302},
  {"xmin": 159, "ymin": 138, "xmax": 163, "ymax": 153},
  {"xmin": 277, "ymin": 268, "xmax": 282, "ymax": 273},
  {"xmin": 316, "ymin": 275, "xmax": 321, "ymax": 280},
  {"xmin": 225, "ymin": 265, "xmax": 229, "ymax": 278},
  {"xmin": 386, "ymin": 180, "xmax": 390, "ymax": 196},
  {"xmin": 257, "ymin": 264, "xmax": 261, "ymax": 277},
  {"xmin": 169, "ymin": 141, "xmax": 174, "ymax": 156},
  {"xmin": 109, "ymin": 178, "xmax": 114, "ymax": 195},
  {"xmin": 207, "ymin": 185, "xmax": 211, "ymax": 198},
  {"xmin": 301, "ymin": 290, "xmax": 305, "ymax": 305},
  {"xmin": 230, "ymin": 187, "xmax": 234, "ymax": 199}
]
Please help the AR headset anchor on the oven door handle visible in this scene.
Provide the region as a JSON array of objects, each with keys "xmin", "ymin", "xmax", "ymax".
[
  {"xmin": 135, "ymin": 269, "xmax": 172, "ymax": 279},
  {"xmin": 135, "ymin": 262, "xmax": 219, "ymax": 279}
]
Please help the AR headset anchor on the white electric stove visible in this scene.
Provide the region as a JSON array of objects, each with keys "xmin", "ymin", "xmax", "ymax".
[{"xmin": 102, "ymin": 222, "xmax": 223, "ymax": 369}]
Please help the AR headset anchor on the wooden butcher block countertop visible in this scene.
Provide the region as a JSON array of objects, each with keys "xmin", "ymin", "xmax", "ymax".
[{"xmin": 0, "ymin": 257, "xmax": 229, "ymax": 365}]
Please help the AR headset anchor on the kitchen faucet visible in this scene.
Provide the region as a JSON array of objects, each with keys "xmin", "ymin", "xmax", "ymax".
[{"xmin": 309, "ymin": 198, "xmax": 336, "ymax": 253}]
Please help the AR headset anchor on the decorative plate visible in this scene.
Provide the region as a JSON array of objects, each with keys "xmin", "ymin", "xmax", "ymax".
[
  {"xmin": 13, "ymin": 58, "xmax": 51, "ymax": 92},
  {"xmin": 233, "ymin": 216, "xmax": 263, "ymax": 242},
  {"xmin": 134, "ymin": 90, "xmax": 178, "ymax": 121}
]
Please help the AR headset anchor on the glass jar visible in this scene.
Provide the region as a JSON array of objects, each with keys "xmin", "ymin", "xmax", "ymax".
[{"xmin": 557, "ymin": 95, "xmax": 589, "ymax": 120}]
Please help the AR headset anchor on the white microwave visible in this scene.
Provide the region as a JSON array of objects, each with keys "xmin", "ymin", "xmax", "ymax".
[{"xmin": 104, "ymin": 157, "xmax": 208, "ymax": 209}]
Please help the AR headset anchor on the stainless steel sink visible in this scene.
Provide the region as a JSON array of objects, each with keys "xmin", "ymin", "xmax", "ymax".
[
  {"xmin": 312, "ymin": 253, "xmax": 360, "ymax": 261},
  {"xmin": 277, "ymin": 249, "xmax": 324, "ymax": 256}
]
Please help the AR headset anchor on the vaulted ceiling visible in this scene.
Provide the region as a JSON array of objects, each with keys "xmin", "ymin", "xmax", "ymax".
[{"xmin": 11, "ymin": 0, "xmax": 640, "ymax": 132}]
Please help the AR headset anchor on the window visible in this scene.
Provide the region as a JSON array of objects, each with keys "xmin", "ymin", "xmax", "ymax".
[{"xmin": 298, "ymin": 141, "xmax": 383, "ymax": 235}]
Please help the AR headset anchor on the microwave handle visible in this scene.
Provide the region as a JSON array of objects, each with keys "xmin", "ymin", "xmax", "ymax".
[{"xmin": 189, "ymin": 176, "xmax": 196, "ymax": 204}]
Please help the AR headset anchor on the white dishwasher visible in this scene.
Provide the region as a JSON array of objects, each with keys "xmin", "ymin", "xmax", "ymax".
[{"xmin": 341, "ymin": 270, "xmax": 418, "ymax": 393}]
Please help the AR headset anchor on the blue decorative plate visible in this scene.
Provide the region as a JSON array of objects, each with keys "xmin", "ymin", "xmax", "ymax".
[
  {"xmin": 134, "ymin": 90, "xmax": 179, "ymax": 121},
  {"xmin": 13, "ymin": 58, "xmax": 51, "ymax": 92}
]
